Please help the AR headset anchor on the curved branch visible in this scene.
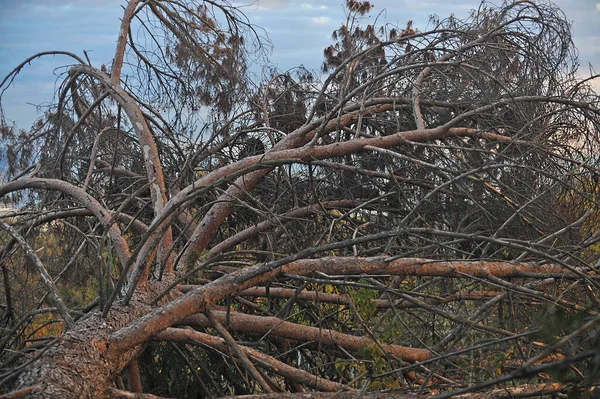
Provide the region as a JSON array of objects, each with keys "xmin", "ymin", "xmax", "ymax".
[
  {"xmin": 411, "ymin": 14, "xmax": 534, "ymax": 129},
  {"xmin": 0, "ymin": 178, "xmax": 131, "ymax": 268},
  {"xmin": 69, "ymin": 64, "xmax": 173, "ymax": 275},
  {"xmin": 0, "ymin": 51, "xmax": 85, "ymax": 102}
]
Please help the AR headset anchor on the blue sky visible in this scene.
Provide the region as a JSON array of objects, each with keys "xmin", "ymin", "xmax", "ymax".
[{"xmin": 0, "ymin": 0, "xmax": 598, "ymax": 130}]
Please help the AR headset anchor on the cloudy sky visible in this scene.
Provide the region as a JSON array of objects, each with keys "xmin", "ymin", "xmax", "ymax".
[{"xmin": 0, "ymin": 0, "xmax": 598, "ymax": 129}]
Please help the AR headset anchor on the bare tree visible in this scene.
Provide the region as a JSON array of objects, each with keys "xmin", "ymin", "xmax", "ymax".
[{"xmin": 1, "ymin": 0, "xmax": 599, "ymax": 397}]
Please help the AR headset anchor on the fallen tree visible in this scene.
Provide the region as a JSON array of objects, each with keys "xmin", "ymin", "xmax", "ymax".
[{"xmin": 1, "ymin": 0, "xmax": 599, "ymax": 397}]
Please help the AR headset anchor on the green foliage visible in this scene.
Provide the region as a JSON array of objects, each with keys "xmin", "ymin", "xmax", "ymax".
[
  {"xmin": 534, "ymin": 307, "xmax": 590, "ymax": 343},
  {"xmin": 348, "ymin": 282, "xmax": 378, "ymax": 322}
]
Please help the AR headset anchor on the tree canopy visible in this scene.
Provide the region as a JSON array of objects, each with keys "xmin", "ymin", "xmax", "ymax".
[{"xmin": 1, "ymin": 0, "xmax": 600, "ymax": 398}]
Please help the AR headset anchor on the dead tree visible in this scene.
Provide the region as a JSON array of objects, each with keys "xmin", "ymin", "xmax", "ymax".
[{"xmin": 1, "ymin": 1, "xmax": 599, "ymax": 397}]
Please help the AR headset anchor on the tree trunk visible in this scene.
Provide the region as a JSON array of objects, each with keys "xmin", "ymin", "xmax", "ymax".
[{"xmin": 15, "ymin": 280, "xmax": 176, "ymax": 398}]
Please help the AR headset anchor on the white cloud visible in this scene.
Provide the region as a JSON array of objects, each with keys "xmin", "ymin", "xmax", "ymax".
[
  {"xmin": 312, "ymin": 16, "xmax": 330, "ymax": 25},
  {"xmin": 596, "ymin": 2, "xmax": 600, "ymax": 11},
  {"xmin": 301, "ymin": 4, "xmax": 313, "ymax": 9},
  {"xmin": 254, "ymin": 0, "xmax": 286, "ymax": 9}
]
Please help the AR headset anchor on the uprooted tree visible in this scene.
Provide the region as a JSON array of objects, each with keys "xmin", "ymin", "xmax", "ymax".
[{"xmin": 1, "ymin": 0, "xmax": 600, "ymax": 397}]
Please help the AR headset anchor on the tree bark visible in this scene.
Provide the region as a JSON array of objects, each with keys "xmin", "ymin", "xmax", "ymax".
[
  {"xmin": 182, "ymin": 310, "xmax": 431, "ymax": 362},
  {"xmin": 14, "ymin": 279, "xmax": 176, "ymax": 398},
  {"xmin": 12, "ymin": 256, "xmax": 591, "ymax": 397}
]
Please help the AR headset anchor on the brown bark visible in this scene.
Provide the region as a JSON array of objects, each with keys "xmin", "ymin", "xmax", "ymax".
[
  {"xmin": 107, "ymin": 256, "xmax": 581, "ymax": 353},
  {"xmin": 12, "ymin": 256, "xmax": 590, "ymax": 397},
  {"xmin": 4, "ymin": 3, "xmax": 596, "ymax": 398},
  {"xmin": 0, "ymin": 386, "xmax": 40, "ymax": 399},
  {"xmin": 124, "ymin": 360, "xmax": 142, "ymax": 393},
  {"xmin": 111, "ymin": 0, "xmax": 140, "ymax": 86},
  {"xmin": 14, "ymin": 279, "xmax": 177, "ymax": 398},
  {"xmin": 107, "ymin": 388, "xmax": 173, "ymax": 399},
  {"xmin": 182, "ymin": 310, "xmax": 432, "ymax": 362}
]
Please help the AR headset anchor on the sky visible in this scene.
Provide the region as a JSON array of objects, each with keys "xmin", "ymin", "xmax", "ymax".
[{"xmin": 0, "ymin": 0, "xmax": 598, "ymax": 130}]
